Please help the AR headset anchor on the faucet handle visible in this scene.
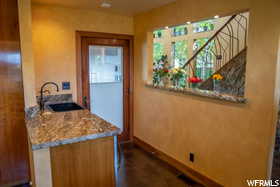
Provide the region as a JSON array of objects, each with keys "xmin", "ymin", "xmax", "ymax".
[{"xmin": 42, "ymin": 89, "xmax": 50, "ymax": 94}]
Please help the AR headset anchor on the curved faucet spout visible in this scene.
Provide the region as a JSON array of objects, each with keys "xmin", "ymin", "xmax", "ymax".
[
  {"xmin": 39, "ymin": 82, "xmax": 60, "ymax": 111},
  {"xmin": 41, "ymin": 82, "xmax": 59, "ymax": 92}
]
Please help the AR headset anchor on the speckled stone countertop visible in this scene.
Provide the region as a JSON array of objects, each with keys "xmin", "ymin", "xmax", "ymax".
[
  {"xmin": 145, "ymin": 82, "xmax": 247, "ymax": 104},
  {"xmin": 26, "ymin": 109, "xmax": 121, "ymax": 150}
]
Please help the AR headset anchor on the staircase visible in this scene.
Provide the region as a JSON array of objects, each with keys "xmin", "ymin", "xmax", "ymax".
[
  {"xmin": 182, "ymin": 13, "xmax": 248, "ymax": 97},
  {"xmin": 199, "ymin": 48, "xmax": 246, "ymax": 96}
]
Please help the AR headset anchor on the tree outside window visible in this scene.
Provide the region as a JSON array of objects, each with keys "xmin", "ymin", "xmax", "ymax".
[
  {"xmin": 153, "ymin": 42, "xmax": 164, "ymax": 63},
  {"xmin": 153, "ymin": 30, "xmax": 163, "ymax": 38},
  {"xmin": 193, "ymin": 20, "xmax": 214, "ymax": 33},
  {"xmin": 193, "ymin": 38, "xmax": 215, "ymax": 80},
  {"xmin": 172, "ymin": 25, "xmax": 188, "ymax": 37},
  {"xmin": 172, "ymin": 40, "xmax": 188, "ymax": 68}
]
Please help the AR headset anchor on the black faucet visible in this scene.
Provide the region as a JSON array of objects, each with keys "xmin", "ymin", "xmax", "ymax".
[{"xmin": 39, "ymin": 82, "xmax": 59, "ymax": 111}]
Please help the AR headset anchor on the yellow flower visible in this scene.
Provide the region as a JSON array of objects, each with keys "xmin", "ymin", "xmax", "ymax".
[
  {"xmin": 172, "ymin": 68, "xmax": 178, "ymax": 74},
  {"xmin": 180, "ymin": 69, "xmax": 186, "ymax": 73},
  {"xmin": 212, "ymin": 73, "xmax": 223, "ymax": 80}
]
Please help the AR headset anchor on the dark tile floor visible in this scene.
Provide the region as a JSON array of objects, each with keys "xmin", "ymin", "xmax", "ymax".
[
  {"xmin": 13, "ymin": 183, "xmax": 30, "ymax": 187},
  {"xmin": 116, "ymin": 144, "xmax": 203, "ymax": 187},
  {"xmin": 14, "ymin": 144, "xmax": 203, "ymax": 187},
  {"xmin": 272, "ymin": 122, "xmax": 280, "ymax": 180}
]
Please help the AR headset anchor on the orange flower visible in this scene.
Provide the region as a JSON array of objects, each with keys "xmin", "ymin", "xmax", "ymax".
[{"xmin": 212, "ymin": 74, "xmax": 223, "ymax": 80}]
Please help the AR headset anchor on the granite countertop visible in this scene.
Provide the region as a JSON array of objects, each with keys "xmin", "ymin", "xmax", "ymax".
[{"xmin": 26, "ymin": 109, "xmax": 121, "ymax": 150}]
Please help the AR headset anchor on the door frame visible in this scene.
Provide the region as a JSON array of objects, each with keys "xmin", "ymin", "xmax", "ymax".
[{"xmin": 76, "ymin": 31, "xmax": 134, "ymax": 142}]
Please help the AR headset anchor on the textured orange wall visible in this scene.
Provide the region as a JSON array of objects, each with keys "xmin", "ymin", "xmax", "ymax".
[
  {"xmin": 18, "ymin": 0, "xmax": 37, "ymax": 108},
  {"xmin": 32, "ymin": 4, "xmax": 133, "ymax": 100},
  {"xmin": 134, "ymin": 0, "xmax": 280, "ymax": 186}
]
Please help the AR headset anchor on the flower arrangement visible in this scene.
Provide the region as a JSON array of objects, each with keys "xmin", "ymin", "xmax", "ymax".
[
  {"xmin": 188, "ymin": 76, "xmax": 202, "ymax": 83},
  {"xmin": 188, "ymin": 76, "xmax": 202, "ymax": 88},
  {"xmin": 212, "ymin": 73, "xmax": 223, "ymax": 91},
  {"xmin": 153, "ymin": 55, "xmax": 170, "ymax": 86},
  {"xmin": 212, "ymin": 73, "xmax": 223, "ymax": 80},
  {"xmin": 169, "ymin": 67, "xmax": 186, "ymax": 87}
]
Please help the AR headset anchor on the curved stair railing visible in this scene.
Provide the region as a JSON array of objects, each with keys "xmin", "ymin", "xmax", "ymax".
[{"xmin": 182, "ymin": 13, "xmax": 248, "ymax": 86}]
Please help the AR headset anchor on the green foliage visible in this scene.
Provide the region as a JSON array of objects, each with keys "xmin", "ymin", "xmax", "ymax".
[
  {"xmin": 169, "ymin": 68, "xmax": 187, "ymax": 87},
  {"xmin": 194, "ymin": 38, "xmax": 215, "ymax": 60},
  {"xmin": 172, "ymin": 25, "xmax": 188, "ymax": 36},
  {"xmin": 195, "ymin": 67, "xmax": 213, "ymax": 79},
  {"xmin": 173, "ymin": 41, "xmax": 188, "ymax": 67},
  {"xmin": 193, "ymin": 20, "xmax": 214, "ymax": 33},
  {"xmin": 153, "ymin": 30, "xmax": 163, "ymax": 38},
  {"xmin": 153, "ymin": 55, "xmax": 169, "ymax": 85},
  {"xmin": 199, "ymin": 20, "xmax": 214, "ymax": 30},
  {"xmin": 193, "ymin": 38, "xmax": 215, "ymax": 80},
  {"xmin": 193, "ymin": 38, "xmax": 208, "ymax": 50},
  {"xmin": 153, "ymin": 42, "xmax": 164, "ymax": 63}
]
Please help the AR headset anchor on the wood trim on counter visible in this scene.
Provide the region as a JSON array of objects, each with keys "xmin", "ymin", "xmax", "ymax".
[
  {"xmin": 133, "ymin": 136, "xmax": 223, "ymax": 187},
  {"xmin": 76, "ymin": 31, "xmax": 134, "ymax": 142}
]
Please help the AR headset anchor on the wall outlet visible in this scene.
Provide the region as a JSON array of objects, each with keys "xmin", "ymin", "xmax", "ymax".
[
  {"xmin": 189, "ymin": 153, "xmax": 194, "ymax": 162},
  {"xmin": 62, "ymin": 82, "xmax": 70, "ymax": 90}
]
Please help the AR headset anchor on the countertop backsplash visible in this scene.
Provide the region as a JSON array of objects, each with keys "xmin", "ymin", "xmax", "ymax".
[
  {"xmin": 26, "ymin": 94, "xmax": 74, "ymax": 120},
  {"xmin": 36, "ymin": 93, "xmax": 73, "ymax": 105}
]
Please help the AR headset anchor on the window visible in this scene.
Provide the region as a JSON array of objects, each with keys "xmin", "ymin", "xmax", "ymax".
[
  {"xmin": 171, "ymin": 25, "xmax": 188, "ymax": 37},
  {"xmin": 193, "ymin": 20, "xmax": 214, "ymax": 33},
  {"xmin": 105, "ymin": 47, "xmax": 118, "ymax": 56},
  {"xmin": 193, "ymin": 38, "xmax": 214, "ymax": 80},
  {"xmin": 153, "ymin": 30, "xmax": 163, "ymax": 38},
  {"xmin": 172, "ymin": 41, "xmax": 187, "ymax": 68},
  {"xmin": 150, "ymin": 12, "xmax": 249, "ymax": 96},
  {"xmin": 89, "ymin": 46, "xmax": 122, "ymax": 83},
  {"xmin": 153, "ymin": 42, "xmax": 164, "ymax": 63}
]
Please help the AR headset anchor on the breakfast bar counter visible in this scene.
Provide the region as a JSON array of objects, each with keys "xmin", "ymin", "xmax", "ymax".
[
  {"xmin": 26, "ymin": 109, "xmax": 120, "ymax": 150},
  {"xmin": 26, "ymin": 108, "xmax": 120, "ymax": 187}
]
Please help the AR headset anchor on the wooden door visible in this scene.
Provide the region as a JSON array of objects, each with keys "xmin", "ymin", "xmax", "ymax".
[
  {"xmin": 0, "ymin": 0, "xmax": 30, "ymax": 185},
  {"xmin": 78, "ymin": 33, "xmax": 133, "ymax": 142}
]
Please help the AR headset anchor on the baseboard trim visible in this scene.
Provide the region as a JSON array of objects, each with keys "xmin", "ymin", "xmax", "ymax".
[{"xmin": 133, "ymin": 136, "xmax": 223, "ymax": 187}]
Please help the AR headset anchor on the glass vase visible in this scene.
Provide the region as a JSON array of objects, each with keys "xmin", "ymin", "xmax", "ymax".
[
  {"xmin": 190, "ymin": 83, "xmax": 198, "ymax": 89},
  {"xmin": 172, "ymin": 79, "xmax": 180, "ymax": 88},
  {"xmin": 213, "ymin": 80, "xmax": 221, "ymax": 91},
  {"xmin": 159, "ymin": 77, "xmax": 169, "ymax": 87}
]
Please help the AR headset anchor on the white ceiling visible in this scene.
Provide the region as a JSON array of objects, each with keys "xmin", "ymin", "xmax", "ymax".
[{"xmin": 32, "ymin": 0, "xmax": 177, "ymax": 16}]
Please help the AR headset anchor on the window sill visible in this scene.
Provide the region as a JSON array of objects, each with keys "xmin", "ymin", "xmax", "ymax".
[{"xmin": 145, "ymin": 82, "xmax": 247, "ymax": 104}]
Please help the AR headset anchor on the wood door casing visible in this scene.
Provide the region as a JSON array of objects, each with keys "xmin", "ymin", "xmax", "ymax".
[
  {"xmin": 0, "ymin": 0, "xmax": 30, "ymax": 185},
  {"xmin": 77, "ymin": 32, "xmax": 133, "ymax": 142}
]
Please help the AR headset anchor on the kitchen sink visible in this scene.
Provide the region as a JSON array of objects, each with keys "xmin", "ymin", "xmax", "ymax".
[{"xmin": 47, "ymin": 102, "xmax": 84, "ymax": 112}]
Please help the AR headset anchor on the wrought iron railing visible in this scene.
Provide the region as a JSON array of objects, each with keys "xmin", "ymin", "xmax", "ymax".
[{"xmin": 182, "ymin": 13, "xmax": 248, "ymax": 84}]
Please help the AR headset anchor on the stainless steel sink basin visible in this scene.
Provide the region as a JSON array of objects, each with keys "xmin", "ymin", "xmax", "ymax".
[{"xmin": 47, "ymin": 102, "xmax": 84, "ymax": 112}]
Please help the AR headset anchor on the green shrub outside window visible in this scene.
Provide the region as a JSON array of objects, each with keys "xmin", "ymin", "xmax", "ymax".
[
  {"xmin": 153, "ymin": 42, "xmax": 164, "ymax": 63},
  {"xmin": 153, "ymin": 30, "xmax": 163, "ymax": 38},
  {"xmin": 172, "ymin": 41, "xmax": 188, "ymax": 68},
  {"xmin": 172, "ymin": 25, "xmax": 188, "ymax": 37},
  {"xmin": 193, "ymin": 20, "xmax": 214, "ymax": 33},
  {"xmin": 193, "ymin": 38, "xmax": 215, "ymax": 80}
]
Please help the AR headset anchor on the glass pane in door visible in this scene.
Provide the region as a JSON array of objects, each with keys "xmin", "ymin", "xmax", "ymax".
[{"xmin": 89, "ymin": 46, "xmax": 123, "ymax": 131}]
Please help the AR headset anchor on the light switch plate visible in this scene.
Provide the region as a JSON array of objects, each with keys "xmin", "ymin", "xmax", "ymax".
[{"xmin": 62, "ymin": 82, "xmax": 70, "ymax": 90}]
